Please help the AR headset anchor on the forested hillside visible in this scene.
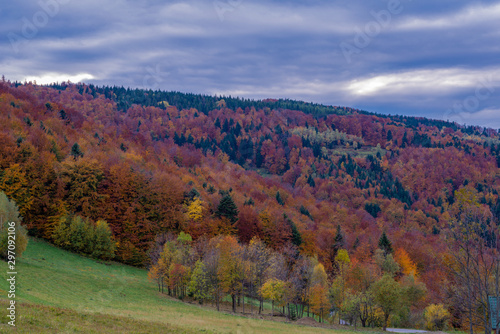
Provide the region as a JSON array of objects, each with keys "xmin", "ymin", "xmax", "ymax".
[{"xmin": 1, "ymin": 80, "xmax": 500, "ymax": 329}]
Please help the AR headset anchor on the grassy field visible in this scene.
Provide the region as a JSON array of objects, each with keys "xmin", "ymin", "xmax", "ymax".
[{"xmin": 0, "ymin": 238, "xmax": 378, "ymax": 333}]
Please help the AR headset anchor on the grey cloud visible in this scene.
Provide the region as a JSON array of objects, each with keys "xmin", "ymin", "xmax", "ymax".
[{"xmin": 1, "ymin": 0, "xmax": 499, "ymax": 127}]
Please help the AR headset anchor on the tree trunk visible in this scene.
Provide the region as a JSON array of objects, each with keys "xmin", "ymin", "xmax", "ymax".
[
  {"xmin": 360, "ymin": 302, "xmax": 368, "ymax": 328},
  {"xmin": 232, "ymin": 294, "xmax": 236, "ymax": 313},
  {"xmin": 216, "ymin": 290, "xmax": 220, "ymax": 311},
  {"xmin": 468, "ymin": 247, "xmax": 474, "ymax": 333},
  {"xmin": 383, "ymin": 312, "xmax": 389, "ymax": 331}
]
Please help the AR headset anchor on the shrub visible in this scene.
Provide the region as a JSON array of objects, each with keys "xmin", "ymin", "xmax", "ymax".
[
  {"xmin": 0, "ymin": 192, "xmax": 28, "ymax": 260},
  {"xmin": 424, "ymin": 304, "xmax": 450, "ymax": 330},
  {"xmin": 53, "ymin": 214, "xmax": 115, "ymax": 260},
  {"xmin": 92, "ymin": 220, "xmax": 116, "ymax": 260}
]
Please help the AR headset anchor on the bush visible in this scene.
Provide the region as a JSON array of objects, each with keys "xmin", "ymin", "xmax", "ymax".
[
  {"xmin": 53, "ymin": 214, "xmax": 115, "ymax": 260},
  {"xmin": 92, "ymin": 220, "xmax": 116, "ymax": 260},
  {"xmin": 424, "ymin": 304, "xmax": 450, "ymax": 330},
  {"xmin": 68, "ymin": 215, "xmax": 94, "ymax": 254},
  {"xmin": 370, "ymin": 307, "xmax": 386, "ymax": 328},
  {"xmin": 0, "ymin": 192, "xmax": 28, "ymax": 260}
]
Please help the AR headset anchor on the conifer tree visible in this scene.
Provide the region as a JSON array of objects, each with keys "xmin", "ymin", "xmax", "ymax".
[
  {"xmin": 378, "ymin": 231, "xmax": 393, "ymax": 256},
  {"xmin": 216, "ymin": 194, "xmax": 239, "ymax": 224},
  {"xmin": 286, "ymin": 215, "xmax": 302, "ymax": 247},
  {"xmin": 334, "ymin": 225, "xmax": 344, "ymax": 250},
  {"xmin": 307, "ymin": 174, "xmax": 315, "ymax": 187},
  {"xmin": 276, "ymin": 191, "xmax": 285, "ymax": 206},
  {"xmin": 70, "ymin": 142, "xmax": 84, "ymax": 159}
]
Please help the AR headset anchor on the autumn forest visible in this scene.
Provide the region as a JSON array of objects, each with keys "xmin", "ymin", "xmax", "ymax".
[{"xmin": 1, "ymin": 79, "xmax": 500, "ymax": 331}]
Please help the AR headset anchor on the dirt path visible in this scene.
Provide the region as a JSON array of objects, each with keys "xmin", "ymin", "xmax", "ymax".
[{"xmin": 387, "ymin": 328, "xmax": 427, "ymax": 333}]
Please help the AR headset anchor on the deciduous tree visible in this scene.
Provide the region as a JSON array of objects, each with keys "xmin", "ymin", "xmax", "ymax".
[
  {"xmin": 259, "ymin": 278, "xmax": 287, "ymax": 317},
  {"xmin": 371, "ymin": 274, "xmax": 402, "ymax": 331},
  {"xmin": 188, "ymin": 260, "xmax": 211, "ymax": 304}
]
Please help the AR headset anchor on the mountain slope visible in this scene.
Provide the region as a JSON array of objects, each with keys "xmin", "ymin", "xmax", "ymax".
[{"xmin": 1, "ymin": 80, "xmax": 499, "ymax": 304}]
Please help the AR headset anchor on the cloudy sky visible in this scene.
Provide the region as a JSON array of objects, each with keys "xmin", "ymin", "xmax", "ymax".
[{"xmin": 2, "ymin": 0, "xmax": 500, "ymax": 128}]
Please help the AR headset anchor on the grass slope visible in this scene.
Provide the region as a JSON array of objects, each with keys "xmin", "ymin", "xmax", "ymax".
[
  {"xmin": 0, "ymin": 238, "xmax": 366, "ymax": 333},
  {"xmin": 0, "ymin": 302, "xmax": 187, "ymax": 333}
]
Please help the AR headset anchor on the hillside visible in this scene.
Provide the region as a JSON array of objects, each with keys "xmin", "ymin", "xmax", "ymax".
[
  {"xmin": 0, "ymin": 238, "xmax": 360, "ymax": 333},
  {"xmin": 1, "ymin": 80, "xmax": 500, "ymax": 328}
]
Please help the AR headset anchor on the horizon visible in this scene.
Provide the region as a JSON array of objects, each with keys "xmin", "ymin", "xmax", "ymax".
[{"xmin": 6, "ymin": 78, "xmax": 498, "ymax": 131}]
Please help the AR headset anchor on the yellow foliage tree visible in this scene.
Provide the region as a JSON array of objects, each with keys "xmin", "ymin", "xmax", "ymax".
[
  {"xmin": 148, "ymin": 241, "xmax": 176, "ymax": 295},
  {"xmin": 334, "ymin": 249, "xmax": 350, "ymax": 322},
  {"xmin": 394, "ymin": 248, "xmax": 418, "ymax": 277},
  {"xmin": 424, "ymin": 304, "xmax": 450, "ymax": 330},
  {"xmin": 148, "ymin": 263, "xmax": 162, "ymax": 292},
  {"xmin": 311, "ymin": 263, "xmax": 328, "ymax": 288},
  {"xmin": 310, "ymin": 284, "xmax": 330, "ymax": 322},
  {"xmin": 217, "ymin": 235, "xmax": 243, "ymax": 313},
  {"xmin": 258, "ymin": 210, "xmax": 274, "ymax": 246},
  {"xmin": 0, "ymin": 164, "xmax": 32, "ymax": 220},
  {"xmin": 186, "ymin": 197, "xmax": 204, "ymax": 221},
  {"xmin": 259, "ymin": 278, "xmax": 287, "ymax": 316}
]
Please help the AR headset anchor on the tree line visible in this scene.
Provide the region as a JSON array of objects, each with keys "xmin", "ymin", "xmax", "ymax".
[{"xmin": 148, "ymin": 226, "xmax": 435, "ymax": 330}]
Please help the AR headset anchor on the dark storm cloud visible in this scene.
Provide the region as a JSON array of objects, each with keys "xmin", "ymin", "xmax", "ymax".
[{"xmin": 1, "ymin": 0, "xmax": 499, "ymax": 127}]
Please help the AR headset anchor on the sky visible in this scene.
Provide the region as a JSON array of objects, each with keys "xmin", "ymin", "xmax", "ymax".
[{"xmin": 1, "ymin": 0, "xmax": 500, "ymax": 128}]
